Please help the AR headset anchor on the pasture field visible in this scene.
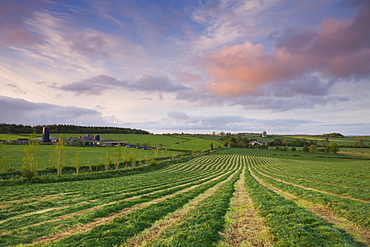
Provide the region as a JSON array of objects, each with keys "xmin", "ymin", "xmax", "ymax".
[
  {"xmin": 0, "ymin": 145, "xmax": 178, "ymax": 171},
  {"xmin": 0, "ymin": 133, "xmax": 219, "ymax": 151},
  {"xmin": 1, "ymin": 134, "xmax": 218, "ymax": 171},
  {"xmin": 0, "ymin": 153, "xmax": 369, "ymax": 246},
  {"xmin": 339, "ymin": 148, "xmax": 370, "ymax": 159}
]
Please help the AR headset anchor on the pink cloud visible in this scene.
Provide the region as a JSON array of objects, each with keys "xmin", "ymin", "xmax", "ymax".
[
  {"xmin": 203, "ymin": 2, "xmax": 370, "ymax": 97},
  {"xmin": 0, "ymin": 0, "xmax": 44, "ymax": 47}
]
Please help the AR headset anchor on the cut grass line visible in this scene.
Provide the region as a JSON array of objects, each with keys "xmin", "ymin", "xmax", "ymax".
[
  {"xmin": 121, "ymin": 170, "xmax": 239, "ymax": 247},
  {"xmin": 0, "ymin": 193, "xmax": 68, "ymax": 209},
  {"xmin": 255, "ymin": 168, "xmax": 370, "ymax": 204},
  {"xmin": 249, "ymin": 167, "xmax": 370, "ymax": 246},
  {"xmin": 0, "ymin": 206, "xmax": 69, "ymax": 227},
  {"xmin": 1, "ymin": 171, "xmax": 221, "ymax": 235},
  {"xmin": 258, "ymin": 165, "xmax": 370, "ymax": 192},
  {"xmin": 28, "ymin": 171, "xmax": 232, "ymax": 246},
  {"xmin": 218, "ymin": 169, "xmax": 274, "ymax": 247}
]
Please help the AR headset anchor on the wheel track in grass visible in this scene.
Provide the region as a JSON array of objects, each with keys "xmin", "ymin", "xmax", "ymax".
[
  {"xmin": 0, "ymin": 170, "xmax": 224, "ymax": 237},
  {"xmin": 253, "ymin": 166, "xmax": 370, "ymax": 204},
  {"xmin": 27, "ymin": 170, "xmax": 234, "ymax": 246},
  {"xmin": 248, "ymin": 163, "xmax": 370, "ymax": 246},
  {"xmin": 217, "ymin": 168, "xmax": 274, "ymax": 247},
  {"xmin": 121, "ymin": 170, "xmax": 239, "ymax": 247}
]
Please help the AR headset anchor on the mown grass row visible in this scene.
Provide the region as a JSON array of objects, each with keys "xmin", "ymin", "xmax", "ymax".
[
  {"xmin": 1, "ymin": 171, "xmax": 233, "ymax": 246},
  {"xmin": 0, "ymin": 168, "xmax": 217, "ymax": 220},
  {"xmin": 256, "ymin": 164, "xmax": 369, "ymax": 201},
  {"xmin": 244, "ymin": 156, "xmax": 365, "ymax": 246},
  {"xmin": 249, "ymin": 162, "xmax": 370, "ymax": 229},
  {"xmin": 0, "ymin": 155, "xmax": 239, "ymax": 246},
  {"xmin": 258, "ymin": 157, "xmax": 369, "ymax": 191},
  {"xmin": 142, "ymin": 170, "xmax": 241, "ymax": 247},
  {"xmin": 0, "ymin": 169, "xmax": 227, "ymax": 233},
  {"xmin": 47, "ymin": 172, "xmax": 239, "ymax": 246}
]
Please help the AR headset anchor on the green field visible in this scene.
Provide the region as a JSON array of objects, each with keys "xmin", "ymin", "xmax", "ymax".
[
  {"xmin": 0, "ymin": 134, "xmax": 219, "ymax": 172},
  {"xmin": 0, "ymin": 151, "xmax": 369, "ymax": 246},
  {"xmin": 1, "ymin": 145, "xmax": 179, "ymax": 171},
  {"xmin": 0, "ymin": 133, "xmax": 220, "ymax": 150}
]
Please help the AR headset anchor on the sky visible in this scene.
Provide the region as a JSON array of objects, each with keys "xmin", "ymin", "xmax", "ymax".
[{"xmin": 0, "ymin": 0, "xmax": 369, "ymax": 135}]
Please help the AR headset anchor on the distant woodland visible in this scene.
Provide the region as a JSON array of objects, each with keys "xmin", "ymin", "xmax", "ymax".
[{"xmin": 0, "ymin": 124, "xmax": 150, "ymax": 135}]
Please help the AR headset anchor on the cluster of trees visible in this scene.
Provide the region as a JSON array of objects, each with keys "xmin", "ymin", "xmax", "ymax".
[
  {"xmin": 273, "ymin": 143, "xmax": 339, "ymax": 154},
  {"xmin": 219, "ymin": 133, "xmax": 267, "ymax": 148},
  {"xmin": 314, "ymin": 133, "xmax": 344, "ymax": 138},
  {"xmin": 353, "ymin": 139, "xmax": 367, "ymax": 148},
  {"xmin": 269, "ymin": 137, "xmax": 323, "ymax": 147},
  {"xmin": 0, "ymin": 124, "xmax": 150, "ymax": 135}
]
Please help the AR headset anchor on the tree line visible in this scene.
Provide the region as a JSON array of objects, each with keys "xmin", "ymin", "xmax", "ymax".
[{"xmin": 0, "ymin": 124, "xmax": 150, "ymax": 135}]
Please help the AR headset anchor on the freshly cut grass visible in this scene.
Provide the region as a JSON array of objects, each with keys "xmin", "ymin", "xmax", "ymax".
[
  {"xmin": 122, "ymin": 170, "xmax": 239, "ymax": 247},
  {"xmin": 244, "ymin": 156, "xmax": 365, "ymax": 246},
  {"xmin": 48, "ymin": 172, "xmax": 235, "ymax": 246},
  {"xmin": 218, "ymin": 169, "xmax": 274, "ymax": 247},
  {"xmin": 147, "ymin": 171, "xmax": 240, "ymax": 247},
  {"xmin": 250, "ymin": 165, "xmax": 370, "ymax": 246}
]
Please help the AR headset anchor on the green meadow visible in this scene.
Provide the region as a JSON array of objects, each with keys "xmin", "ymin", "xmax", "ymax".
[{"xmin": 0, "ymin": 152, "xmax": 368, "ymax": 246}]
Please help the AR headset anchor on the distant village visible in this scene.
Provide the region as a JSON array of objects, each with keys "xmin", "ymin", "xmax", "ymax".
[{"xmin": 2, "ymin": 126, "xmax": 151, "ymax": 148}]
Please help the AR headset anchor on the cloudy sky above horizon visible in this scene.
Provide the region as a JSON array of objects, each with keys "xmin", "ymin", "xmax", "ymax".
[{"xmin": 1, "ymin": 0, "xmax": 369, "ymax": 135}]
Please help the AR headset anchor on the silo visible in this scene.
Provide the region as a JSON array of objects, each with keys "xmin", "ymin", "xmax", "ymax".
[
  {"xmin": 95, "ymin": 134, "xmax": 100, "ymax": 141},
  {"xmin": 42, "ymin": 126, "xmax": 50, "ymax": 143}
]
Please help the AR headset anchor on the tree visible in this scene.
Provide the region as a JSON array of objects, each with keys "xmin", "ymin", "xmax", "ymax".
[
  {"xmin": 210, "ymin": 143, "xmax": 214, "ymax": 150},
  {"xmin": 22, "ymin": 132, "xmax": 40, "ymax": 180},
  {"xmin": 104, "ymin": 147, "xmax": 111, "ymax": 171},
  {"xmin": 353, "ymin": 142, "xmax": 359, "ymax": 148},
  {"xmin": 283, "ymin": 139, "xmax": 291, "ymax": 146},
  {"xmin": 291, "ymin": 147, "xmax": 297, "ymax": 152},
  {"xmin": 309, "ymin": 145, "xmax": 317, "ymax": 153},
  {"xmin": 330, "ymin": 143, "xmax": 339, "ymax": 154},
  {"xmin": 130, "ymin": 148, "xmax": 136, "ymax": 168},
  {"xmin": 302, "ymin": 145, "xmax": 309, "ymax": 152},
  {"xmin": 0, "ymin": 143, "xmax": 11, "ymax": 172},
  {"xmin": 273, "ymin": 138, "xmax": 282, "ymax": 146},
  {"xmin": 359, "ymin": 139, "xmax": 365, "ymax": 148},
  {"xmin": 73, "ymin": 151, "xmax": 81, "ymax": 174},
  {"xmin": 51, "ymin": 134, "xmax": 65, "ymax": 176},
  {"xmin": 114, "ymin": 145, "xmax": 122, "ymax": 171},
  {"xmin": 325, "ymin": 136, "xmax": 329, "ymax": 146}
]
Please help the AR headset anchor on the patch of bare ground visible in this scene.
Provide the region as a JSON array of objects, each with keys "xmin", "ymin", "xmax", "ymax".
[
  {"xmin": 254, "ymin": 167, "xmax": 370, "ymax": 203},
  {"xmin": 28, "ymin": 171, "xmax": 232, "ymax": 246},
  {"xmin": 121, "ymin": 171, "xmax": 238, "ymax": 247},
  {"xmin": 218, "ymin": 170, "xmax": 274, "ymax": 247},
  {"xmin": 249, "ymin": 167, "xmax": 370, "ymax": 246}
]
